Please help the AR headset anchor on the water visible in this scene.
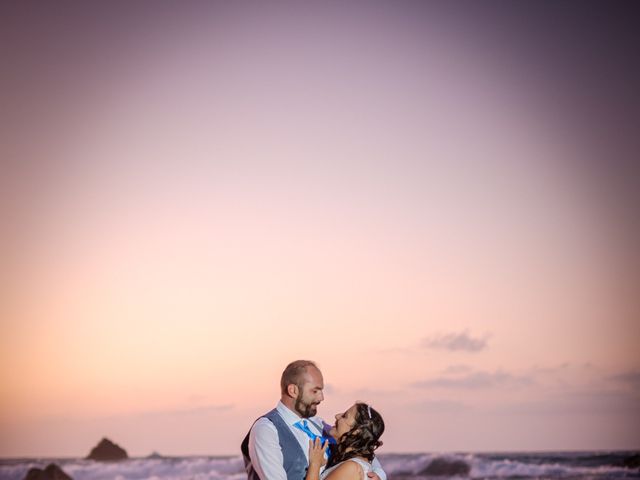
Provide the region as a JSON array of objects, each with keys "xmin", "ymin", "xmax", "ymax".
[{"xmin": 1, "ymin": 451, "xmax": 638, "ymax": 480}]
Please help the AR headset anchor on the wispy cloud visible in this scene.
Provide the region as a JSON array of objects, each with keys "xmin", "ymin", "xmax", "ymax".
[
  {"xmin": 527, "ymin": 362, "xmax": 571, "ymax": 375},
  {"xmin": 608, "ymin": 370, "xmax": 640, "ymax": 389},
  {"xmin": 134, "ymin": 404, "xmax": 234, "ymax": 418},
  {"xmin": 374, "ymin": 346, "xmax": 420, "ymax": 355},
  {"xmin": 186, "ymin": 394, "xmax": 209, "ymax": 403},
  {"xmin": 411, "ymin": 370, "xmax": 533, "ymax": 390},
  {"xmin": 35, "ymin": 403, "xmax": 236, "ymax": 423},
  {"xmin": 408, "ymin": 399, "xmax": 471, "ymax": 413},
  {"xmin": 441, "ymin": 364, "xmax": 473, "ymax": 374},
  {"xmin": 421, "ymin": 330, "xmax": 489, "ymax": 353},
  {"xmin": 351, "ymin": 387, "xmax": 403, "ymax": 398},
  {"xmin": 496, "ymin": 390, "xmax": 640, "ymax": 416}
]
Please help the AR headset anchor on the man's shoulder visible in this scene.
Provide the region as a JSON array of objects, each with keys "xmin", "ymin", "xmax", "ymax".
[
  {"xmin": 249, "ymin": 416, "xmax": 279, "ymax": 447},
  {"xmin": 252, "ymin": 416, "xmax": 278, "ymax": 431}
]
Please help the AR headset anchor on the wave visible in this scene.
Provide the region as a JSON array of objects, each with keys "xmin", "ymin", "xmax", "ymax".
[
  {"xmin": 1, "ymin": 452, "xmax": 638, "ymax": 480},
  {"xmin": 0, "ymin": 456, "xmax": 245, "ymax": 480},
  {"xmin": 379, "ymin": 452, "xmax": 640, "ymax": 479}
]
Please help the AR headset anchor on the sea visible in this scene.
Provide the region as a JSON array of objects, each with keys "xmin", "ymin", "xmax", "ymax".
[{"xmin": 1, "ymin": 451, "xmax": 639, "ymax": 480}]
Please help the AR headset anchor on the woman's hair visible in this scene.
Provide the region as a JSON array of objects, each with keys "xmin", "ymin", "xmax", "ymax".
[{"xmin": 327, "ymin": 403, "xmax": 385, "ymax": 468}]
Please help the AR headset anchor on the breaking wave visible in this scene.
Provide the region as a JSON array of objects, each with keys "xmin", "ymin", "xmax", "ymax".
[{"xmin": 1, "ymin": 451, "xmax": 638, "ymax": 479}]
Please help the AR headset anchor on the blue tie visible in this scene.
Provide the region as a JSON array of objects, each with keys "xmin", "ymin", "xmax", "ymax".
[
  {"xmin": 294, "ymin": 420, "xmax": 337, "ymax": 453},
  {"xmin": 295, "ymin": 420, "xmax": 320, "ymax": 441}
]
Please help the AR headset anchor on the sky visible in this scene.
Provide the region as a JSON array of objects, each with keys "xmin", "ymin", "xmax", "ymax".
[{"xmin": 1, "ymin": 1, "xmax": 639, "ymax": 457}]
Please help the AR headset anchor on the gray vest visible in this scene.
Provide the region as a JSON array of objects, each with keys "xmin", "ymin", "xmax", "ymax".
[{"xmin": 241, "ymin": 408, "xmax": 308, "ymax": 480}]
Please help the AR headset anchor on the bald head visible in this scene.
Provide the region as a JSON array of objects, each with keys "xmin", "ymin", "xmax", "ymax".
[{"xmin": 280, "ymin": 360, "xmax": 324, "ymax": 418}]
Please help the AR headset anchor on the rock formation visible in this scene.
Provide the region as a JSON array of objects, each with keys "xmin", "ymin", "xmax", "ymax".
[
  {"xmin": 623, "ymin": 454, "xmax": 640, "ymax": 469},
  {"xmin": 23, "ymin": 463, "xmax": 72, "ymax": 480},
  {"xmin": 419, "ymin": 457, "xmax": 470, "ymax": 476},
  {"xmin": 86, "ymin": 437, "xmax": 128, "ymax": 461}
]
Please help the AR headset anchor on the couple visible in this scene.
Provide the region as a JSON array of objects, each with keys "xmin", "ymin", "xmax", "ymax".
[{"xmin": 241, "ymin": 360, "xmax": 386, "ymax": 480}]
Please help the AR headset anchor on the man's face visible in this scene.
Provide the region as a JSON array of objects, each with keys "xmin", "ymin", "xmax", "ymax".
[{"xmin": 294, "ymin": 366, "xmax": 324, "ymax": 418}]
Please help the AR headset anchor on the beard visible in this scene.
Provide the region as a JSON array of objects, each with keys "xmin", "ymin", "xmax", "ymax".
[{"xmin": 294, "ymin": 391, "xmax": 318, "ymax": 418}]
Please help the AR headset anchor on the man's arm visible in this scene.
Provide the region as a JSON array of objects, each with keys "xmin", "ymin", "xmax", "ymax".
[
  {"xmin": 248, "ymin": 417, "xmax": 288, "ymax": 480},
  {"xmin": 369, "ymin": 456, "xmax": 387, "ymax": 480}
]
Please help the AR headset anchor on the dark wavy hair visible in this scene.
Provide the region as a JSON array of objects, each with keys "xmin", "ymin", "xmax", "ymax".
[{"xmin": 326, "ymin": 403, "xmax": 385, "ymax": 468}]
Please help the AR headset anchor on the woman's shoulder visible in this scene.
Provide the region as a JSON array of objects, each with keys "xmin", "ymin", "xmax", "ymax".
[
  {"xmin": 325, "ymin": 458, "xmax": 371, "ymax": 479},
  {"xmin": 346, "ymin": 457, "xmax": 372, "ymax": 470}
]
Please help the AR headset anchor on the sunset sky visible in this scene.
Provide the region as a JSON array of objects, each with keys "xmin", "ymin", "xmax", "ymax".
[{"xmin": 1, "ymin": 2, "xmax": 639, "ymax": 457}]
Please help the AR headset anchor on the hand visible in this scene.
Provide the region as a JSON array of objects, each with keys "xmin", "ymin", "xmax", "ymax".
[
  {"xmin": 308, "ymin": 437, "xmax": 328, "ymax": 468},
  {"xmin": 367, "ymin": 473, "xmax": 381, "ymax": 480}
]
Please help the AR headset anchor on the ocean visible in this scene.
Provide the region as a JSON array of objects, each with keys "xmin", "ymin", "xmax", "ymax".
[{"xmin": 1, "ymin": 451, "xmax": 639, "ymax": 480}]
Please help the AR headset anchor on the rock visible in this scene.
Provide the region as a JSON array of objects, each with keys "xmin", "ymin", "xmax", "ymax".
[
  {"xmin": 387, "ymin": 472, "xmax": 414, "ymax": 479},
  {"xmin": 86, "ymin": 437, "xmax": 128, "ymax": 461},
  {"xmin": 419, "ymin": 457, "xmax": 470, "ymax": 477},
  {"xmin": 23, "ymin": 463, "xmax": 72, "ymax": 480},
  {"xmin": 389, "ymin": 476, "xmax": 427, "ymax": 480},
  {"xmin": 623, "ymin": 454, "xmax": 640, "ymax": 469}
]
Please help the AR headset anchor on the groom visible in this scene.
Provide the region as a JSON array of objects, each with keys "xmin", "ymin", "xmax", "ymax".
[{"xmin": 241, "ymin": 360, "xmax": 386, "ymax": 480}]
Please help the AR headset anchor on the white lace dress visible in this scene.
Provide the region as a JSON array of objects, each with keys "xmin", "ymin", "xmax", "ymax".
[{"xmin": 321, "ymin": 457, "xmax": 372, "ymax": 480}]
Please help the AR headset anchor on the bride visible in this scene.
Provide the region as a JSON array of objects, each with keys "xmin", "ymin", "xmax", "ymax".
[{"xmin": 306, "ymin": 403, "xmax": 385, "ymax": 480}]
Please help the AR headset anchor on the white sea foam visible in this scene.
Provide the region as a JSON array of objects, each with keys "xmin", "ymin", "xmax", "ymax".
[
  {"xmin": 1, "ymin": 453, "xmax": 638, "ymax": 480},
  {"xmin": 469, "ymin": 455, "xmax": 637, "ymax": 479},
  {"xmin": 377, "ymin": 452, "xmax": 639, "ymax": 478},
  {"xmin": 374, "ymin": 453, "xmax": 434, "ymax": 474},
  {"xmin": 372, "ymin": 452, "xmax": 639, "ymax": 478},
  {"xmin": 0, "ymin": 456, "xmax": 245, "ymax": 480}
]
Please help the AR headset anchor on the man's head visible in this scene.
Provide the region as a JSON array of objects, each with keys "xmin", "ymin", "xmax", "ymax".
[{"xmin": 280, "ymin": 360, "xmax": 324, "ymax": 418}]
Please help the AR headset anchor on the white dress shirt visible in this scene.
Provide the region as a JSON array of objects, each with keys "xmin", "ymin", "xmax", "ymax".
[{"xmin": 248, "ymin": 401, "xmax": 387, "ymax": 480}]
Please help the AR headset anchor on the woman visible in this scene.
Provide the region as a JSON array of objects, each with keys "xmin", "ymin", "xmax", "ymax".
[{"xmin": 306, "ymin": 403, "xmax": 385, "ymax": 480}]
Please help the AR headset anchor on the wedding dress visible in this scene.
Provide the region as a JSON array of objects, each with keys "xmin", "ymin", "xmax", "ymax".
[{"xmin": 321, "ymin": 457, "xmax": 371, "ymax": 480}]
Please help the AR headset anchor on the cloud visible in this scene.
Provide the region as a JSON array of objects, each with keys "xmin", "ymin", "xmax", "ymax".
[
  {"xmin": 527, "ymin": 362, "xmax": 571, "ymax": 375},
  {"xmin": 133, "ymin": 404, "xmax": 235, "ymax": 418},
  {"xmin": 496, "ymin": 390, "xmax": 640, "ymax": 416},
  {"xmin": 608, "ymin": 370, "xmax": 640, "ymax": 389},
  {"xmin": 421, "ymin": 331, "xmax": 489, "ymax": 352},
  {"xmin": 374, "ymin": 346, "xmax": 421, "ymax": 356},
  {"xmin": 441, "ymin": 364, "xmax": 473, "ymax": 374},
  {"xmin": 408, "ymin": 399, "xmax": 471, "ymax": 413},
  {"xmin": 186, "ymin": 394, "xmax": 208, "ymax": 403},
  {"xmin": 411, "ymin": 370, "xmax": 533, "ymax": 390},
  {"xmin": 351, "ymin": 387, "xmax": 403, "ymax": 398}
]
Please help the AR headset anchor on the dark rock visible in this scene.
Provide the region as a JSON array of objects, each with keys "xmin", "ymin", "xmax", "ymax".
[
  {"xmin": 23, "ymin": 463, "xmax": 72, "ymax": 480},
  {"xmin": 387, "ymin": 471, "xmax": 414, "ymax": 478},
  {"xmin": 86, "ymin": 437, "xmax": 128, "ymax": 461},
  {"xmin": 623, "ymin": 454, "xmax": 640, "ymax": 469},
  {"xmin": 419, "ymin": 457, "xmax": 470, "ymax": 477},
  {"xmin": 389, "ymin": 476, "xmax": 428, "ymax": 480}
]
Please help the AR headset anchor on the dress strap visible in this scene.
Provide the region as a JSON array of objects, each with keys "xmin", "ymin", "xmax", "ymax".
[{"xmin": 348, "ymin": 458, "xmax": 372, "ymax": 480}]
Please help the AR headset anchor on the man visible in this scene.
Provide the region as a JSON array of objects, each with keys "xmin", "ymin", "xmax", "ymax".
[{"xmin": 241, "ymin": 360, "xmax": 386, "ymax": 480}]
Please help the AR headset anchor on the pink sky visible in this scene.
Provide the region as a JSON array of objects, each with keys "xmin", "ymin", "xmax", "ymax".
[{"xmin": 1, "ymin": 2, "xmax": 638, "ymax": 457}]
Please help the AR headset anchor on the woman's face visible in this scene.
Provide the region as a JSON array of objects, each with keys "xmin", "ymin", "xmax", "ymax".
[{"xmin": 330, "ymin": 404, "xmax": 358, "ymax": 441}]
